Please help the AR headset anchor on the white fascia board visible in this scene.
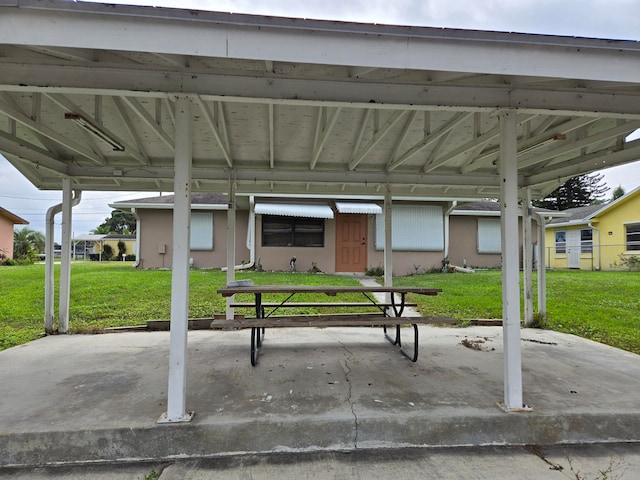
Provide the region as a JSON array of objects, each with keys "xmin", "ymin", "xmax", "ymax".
[
  {"xmin": 2, "ymin": 4, "xmax": 640, "ymax": 84},
  {"xmin": 450, "ymin": 210, "xmax": 500, "ymax": 217},
  {"xmin": 109, "ymin": 202, "xmax": 228, "ymax": 210},
  {"xmin": 544, "ymin": 220, "xmax": 589, "ymax": 229}
]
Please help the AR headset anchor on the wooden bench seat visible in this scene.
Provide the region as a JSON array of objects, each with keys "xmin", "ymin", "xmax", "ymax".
[
  {"xmin": 209, "ymin": 314, "xmax": 456, "ymax": 329},
  {"xmin": 229, "ymin": 302, "xmax": 417, "ymax": 309}
]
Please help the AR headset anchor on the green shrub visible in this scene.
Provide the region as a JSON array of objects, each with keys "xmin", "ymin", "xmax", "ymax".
[
  {"xmin": 613, "ymin": 254, "xmax": 640, "ymax": 271},
  {"xmin": 102, "ymin": 244, "xmax": 114, "ymax": 261},
  {"xmin": 366, "ymin": 265, "xmax": 384, "ymax": 276}
]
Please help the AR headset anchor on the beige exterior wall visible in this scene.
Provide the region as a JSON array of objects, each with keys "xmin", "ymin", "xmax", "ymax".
[
  {"xmin": 134, "ymin": 202, "xmax": 546, "ymax": 275},
  {"xmin": 255, "ymin": 214, "xmax": 337, "ymax": 273},
  {"xmin": 449, "ymin": 216, "xmax": 502, "ymax": 269},
  {"xmin": 136, "ymin": 209, "xmax": 250, "ymax": 269},
  {"xmin": 0, "ymin": 216, "xmax": 14, "ymax": 259}
]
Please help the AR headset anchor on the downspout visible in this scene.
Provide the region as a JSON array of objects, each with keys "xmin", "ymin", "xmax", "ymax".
[
  {"xmin": 443, "ymin": 201, "xmax": 457, "ymax": 260},
  {"xmin": 131, "ymin": 207, "xmax": 141, "ymax": 268},
  {"xmin": 44, "ymin": 190, "xmax": 81, "ymax": 334},
  {"xmin": 588, "ymin": 220, "xmax": 600, "ymax": 271},
  {"xmin": 222, "ymin": 195, "xmax": 255, "ymax": 271}
]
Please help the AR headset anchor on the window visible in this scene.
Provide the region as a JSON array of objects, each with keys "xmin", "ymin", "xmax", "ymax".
[
  {"xmin": 375, "ymin": 205, "xmax": 443, "ymax": 251},
  {"xmin": 477, "ymin": 218, "xmax": 501, "ymax": 254},
  {"xmin": 555, "ymin": 231, "xmax": 566, "ymax": 254},
  {"xmin": 190, "ymin": 212, "xmax": 213, "ymax": 250},
  {"xmin": 262, "ymin": 216, "xmax": 325, "ymax": 247},
  {"xmin": 626, "ymin": 224, "xmax": 640, "ymax": 251},
  {"xmin": 580, "ymin": 228, "xmax": 593, "ymax": 254}
]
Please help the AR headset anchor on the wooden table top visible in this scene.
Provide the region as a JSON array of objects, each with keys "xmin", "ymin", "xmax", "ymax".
[{"xmin": 217, "ymin": 285, "xmax": 442, "ymax": 297}]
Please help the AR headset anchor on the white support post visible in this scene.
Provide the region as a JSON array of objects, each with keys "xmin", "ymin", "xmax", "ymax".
[
  {"xmin": 533, "ymin": 213, "xmax": 547, "ymax": 318},
  {"xmin": 160, "ymin": 96, "xmax": 194, "ymax": 423},
  {"xmin": 383, "ymin": 187, "xmax": 393, "ymax": 305},
  {"xmin": 226, "ymin": 177, "xmax": 237, "ymax": 320},
  {"xmin": 523, "ymin": 189, "xmax": 534, "ymax": 326},
  {"xmin": 58, "ymin": 178, "xmax": 73, "ymax": 334},
  {"xmin": 499, "ymin": 110, "xmax": 525, "ymax": 411}
]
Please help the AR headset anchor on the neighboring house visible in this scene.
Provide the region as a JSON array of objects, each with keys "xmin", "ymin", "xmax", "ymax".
[
  {"xmin": 72, "ymin": 234, "xmax": 137, "ymax": 260},
  {"xmin": 545, "ymin": 186, "xmax": 640, "ymax": 270},
  {"xmin": 0, "ymin": 206, "xmax": 28, "ymax": 260},
  {"xmin": 112, "ymin": 195, "xmax": 547, "ymax": 275}
]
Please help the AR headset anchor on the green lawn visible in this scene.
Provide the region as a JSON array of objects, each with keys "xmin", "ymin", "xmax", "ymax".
[{"xmin": 0, "ymin": 263, "xmax": 638, "ymax": 354}]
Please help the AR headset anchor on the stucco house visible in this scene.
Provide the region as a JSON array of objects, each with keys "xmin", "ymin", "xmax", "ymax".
[
  {"xmin": 112, "ymin": 195, "xmax": 547, "ymax": 275},
  {"xmin": 0, "ymin": 206, "xmax": 28, "ymax": 260},
  {"xmin": 545, "ymin": 186, "xmax": 640, "ymax": 270}
]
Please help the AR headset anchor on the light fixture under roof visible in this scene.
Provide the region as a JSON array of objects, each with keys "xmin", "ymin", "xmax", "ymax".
[
  {"xmin": 65, "ymin": 113, "xmax": 125, "ymax": 152},
  {"xmin": 518, "ymin": 134, "xmax": 566, "ymax": 156}
]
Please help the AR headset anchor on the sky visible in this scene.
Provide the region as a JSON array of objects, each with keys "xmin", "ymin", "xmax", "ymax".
[{"xmin": 2, "ymin": 0, "xmax": 640, "ymax": 239}]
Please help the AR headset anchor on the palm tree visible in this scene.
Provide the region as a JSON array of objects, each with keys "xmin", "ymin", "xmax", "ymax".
[{"xmin": 13, "ymin": 227, "xmax": 45, "ymax": 261}]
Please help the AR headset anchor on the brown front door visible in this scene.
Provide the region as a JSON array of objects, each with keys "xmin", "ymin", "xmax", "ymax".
[{"xmin": 335, "ymin": 213, "xmax": 367, "ymax": 272}]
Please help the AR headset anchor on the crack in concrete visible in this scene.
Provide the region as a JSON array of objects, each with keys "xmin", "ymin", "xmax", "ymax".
[
  {"xmin": 340, "ymin": 342, "xmax": 358, "ymax": 448},
  {"xmin": 334, "ymin": 336, "xmax": 358, "ymax": 449}
]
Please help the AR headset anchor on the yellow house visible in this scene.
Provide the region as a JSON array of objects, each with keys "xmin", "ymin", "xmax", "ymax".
[{"xmin": 545, "ymin": 186, "xmax": 640, "ymax": 270}]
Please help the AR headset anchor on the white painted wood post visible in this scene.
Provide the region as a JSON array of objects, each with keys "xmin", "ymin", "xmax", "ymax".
[
  {"xmin": 161, "ymin": 96, "xmax": 194, "ymax": 423},
  {"xmin": 226, "ymin": 177, "xmax": 236, "ymax": 320},
  {"xmin": 58, "ymin": 177, "xmax": 72, "ymax": 334},
  {"xmin": 499, "ymin": 110, "xmax": 525, "ymax": 410},
  {"xmin": 533, "ymin": 212, "xmax": 547, "ymax": 318},
  {"xmin": 383, "ymin": 187, "xmax": 393, "ymax": 305},
  {"xmin": 523, "ymin": 189, "xmax": 534, "ymax": 326}
]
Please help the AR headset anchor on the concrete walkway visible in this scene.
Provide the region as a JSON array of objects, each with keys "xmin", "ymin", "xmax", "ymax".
[{"xmin": 2, "ymin": 325, "xmax": 640, "ymax": 477}]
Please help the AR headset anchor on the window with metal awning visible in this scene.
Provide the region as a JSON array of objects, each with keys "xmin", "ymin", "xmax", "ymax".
[
  {"xmin": 334, "ymin": 202, "xmax": 382, "ymax": 215},
  {"xmin": 256, "ymin": 202, "xmax": 332, "ymax": 247},
  {"xmin": 254, "ymin": 202, "xmax": 334, "ymax": 219}
]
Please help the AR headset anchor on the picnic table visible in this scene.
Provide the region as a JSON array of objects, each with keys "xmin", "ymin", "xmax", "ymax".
[{"xmin": 217, "ymin": 284, "xmax": 447, "ymax": 366}]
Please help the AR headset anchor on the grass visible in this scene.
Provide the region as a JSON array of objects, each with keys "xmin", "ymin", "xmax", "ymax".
[
  {"xmin": 0, "ymin": 263, "xmax": 639, "ymax": 354},
  {"xmin": 394, "ymin": 269, "xmax": 640, "ymax": 354}
]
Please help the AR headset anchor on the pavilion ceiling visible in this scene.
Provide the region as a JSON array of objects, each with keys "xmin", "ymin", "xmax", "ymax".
[{"xmin": 1, "ymin": 1, "xmax": 639, "ymax": 200}]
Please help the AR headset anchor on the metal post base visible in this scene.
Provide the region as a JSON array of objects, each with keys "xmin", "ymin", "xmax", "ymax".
[{"xmin": 157, "ymin": 410, "xmax": 195, "ymax": 424}]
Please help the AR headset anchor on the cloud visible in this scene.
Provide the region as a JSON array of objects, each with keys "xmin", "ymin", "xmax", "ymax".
[{"xmin": 0, "ymin": 156, "xmax": 146, "ymax": 241}]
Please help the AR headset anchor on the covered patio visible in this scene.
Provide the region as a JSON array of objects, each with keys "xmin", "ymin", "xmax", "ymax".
[{"xmin": 1, "ymin": 0, "xmax": 639, "ymax": 425}]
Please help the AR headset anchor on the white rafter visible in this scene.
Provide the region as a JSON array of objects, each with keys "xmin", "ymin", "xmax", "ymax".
[
  {"xmin": 520, "ymin": 119, "xmax": 640, "ymax": 170},
  {"xmin": 268, "ymin": 103, "xmax": 275, "ymax": 168},
  {"xmin": 386, "ymin": 110, "xmax": 418, "ymax": 170},
  {"xmin": 388, "ymin": 111, "xmax": 472, "ymax": 172},
  {"xmin": 120, "ymin": 96, "xmax": 175, "ymax": 151},
  {"xmin": 461, "ymin": 115, "xmax": 594, "ymax": 173},
  {"xmin": 0, "ymin": 130, "xmax": 70, "ymax": 173},
  {"xmin": 195, "ymin": 96, "xmax": 233, "ymax": 168},
  {"xmin": 349, "ymin": 110, "xmax": 405, "ymax": 170},
  {"xmin": 45, "ymin": 93, "xmax": 148, "ymax": 165},
  {"xmin": 310, "ymin": 106, "xmax": 342, "ymax": 170},
  {"xmin": 111, "ymin": 96, "xmax": 150, "ymax": 165},
  {"xmin": 0, "ymin": 93, "xmax": 105, "ymax": 165}
]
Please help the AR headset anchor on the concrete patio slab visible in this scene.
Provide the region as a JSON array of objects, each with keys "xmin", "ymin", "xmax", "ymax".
[{"xmin": 1, "ymin": 326, "xmax": 640, "ymax": 468}]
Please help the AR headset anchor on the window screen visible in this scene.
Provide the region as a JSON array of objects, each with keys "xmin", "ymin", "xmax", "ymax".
[
  {"xmin": 262, "ymin": 216, "xmax": 325, "ymax": 247},
  {"xmin": 626, "ymin": 224, "xmax": 640, "ymax": 251},
  {"xmin": 580, "ymin": 229, "xmax": 593, "ymax": 253},
  {"xmin": 555, "ymin": 231, "xmax": 566, "ymax": 254},
  {"xmin": 190, "ymin": 212, "xmax": 213, "ymax": 250},
  {"xmin": 477, "ymin": 218, "xmax": 501, "ymax": 253},
  {"xmin": 375, "ymin": 205, "xmax": 443, "ymax": 251}
]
